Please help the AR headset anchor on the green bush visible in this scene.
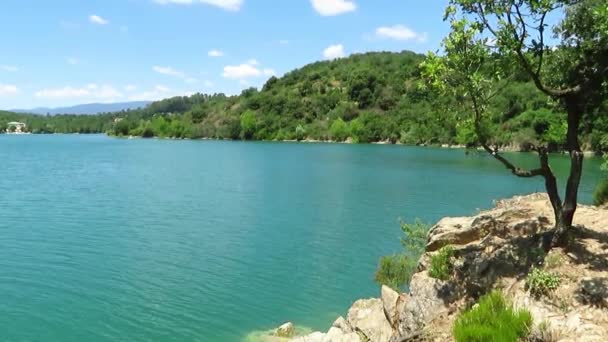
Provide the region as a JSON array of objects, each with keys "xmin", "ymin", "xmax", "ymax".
[
  {"xmin": 329, "ymin": 118, "xmax": 350, "ymax": 141},
  {"xmin": 429, "ymin": 245, "xmax": 454, "ymax": 280},
  {"xmin": 526, "ymin": 268, "xmax": 561, "ymax": 298},
  {"xmin": 375, "ymin": 220, "xmax": 430, "ymax": 290},
  {"xmin": 400, "ymin": 219, "xmax": 429, "ymax": 256},
  {"xmin": 375, "ymin": 254, "xmax": 417, "ymax": 291},
  {"xmin": 453, "ymin": 291, "xmax": 533, "ymax": 342},
  {"xmin": 593, "ymin": 178, "xmax": 608, "ymax": 206}
]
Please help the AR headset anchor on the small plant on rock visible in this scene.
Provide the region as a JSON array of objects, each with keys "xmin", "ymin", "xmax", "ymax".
[
  {"xmin": 429, "ymin": 245, "xmax": 454, "ymax": 281},
  {"xmin": 375, "ymin": 254, "xmax": 417, "ymax": 291},
  {"xmin": 543, "ymin": 253, "xmax": 563, "ymax": 269},
  {"xmin": 527, "ymin": 320, "xmax": 561, "ymax": 342},
  {"xmin": 375, "ymin": 220, "xmax": 430, "ymax": 290},
  {"xmin": 526, "ymin": 268, "xmax": 561, "ymax": 299},
  {"xmin": 453, "ymin": 290, "xmax": 532, "ymax": 342}
]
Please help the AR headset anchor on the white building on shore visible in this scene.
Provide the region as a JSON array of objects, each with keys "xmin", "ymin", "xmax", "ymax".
[{"xmin": 6, "ymin": 122, "xmax": 27, "ymax": 134}]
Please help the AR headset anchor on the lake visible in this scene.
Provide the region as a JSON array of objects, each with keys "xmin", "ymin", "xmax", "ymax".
[{"xmin": 0, "ymin": 135, "xmax": 603, "ymax": 341}]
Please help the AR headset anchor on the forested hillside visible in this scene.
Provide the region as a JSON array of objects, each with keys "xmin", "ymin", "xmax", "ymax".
[{"xmin": 3, "ymin": 51, "xmax": 607, "ymax": 152}]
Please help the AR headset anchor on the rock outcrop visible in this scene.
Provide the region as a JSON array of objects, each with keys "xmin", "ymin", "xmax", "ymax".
[{"xmin": 275, "ymin": 193, "xmax": 608, "ymax": 342}]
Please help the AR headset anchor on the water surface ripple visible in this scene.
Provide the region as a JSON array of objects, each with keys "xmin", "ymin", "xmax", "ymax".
[{"xmin": 0, "ymin": 135, "xmax": 602, "ymax": 341}]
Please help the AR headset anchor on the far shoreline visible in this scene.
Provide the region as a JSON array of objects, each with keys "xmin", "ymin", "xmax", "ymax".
[{"xmin": 1, "ymin": 132, "xmax": 601, "ymax": 157}]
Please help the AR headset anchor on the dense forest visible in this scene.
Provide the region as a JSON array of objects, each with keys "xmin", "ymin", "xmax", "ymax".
[{"xmin": 2, "ymin": 51, "xmax": 607, "ymax": 152}]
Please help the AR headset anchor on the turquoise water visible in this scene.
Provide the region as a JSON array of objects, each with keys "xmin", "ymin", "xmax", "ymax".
[{"xmin": 0, "ymin": 135, "xmax": 603, "ymax": 341}]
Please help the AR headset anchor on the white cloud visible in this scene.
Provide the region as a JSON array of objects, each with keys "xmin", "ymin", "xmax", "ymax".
[
  {"xmin": 221, "ymin": 59, "xmax": 276, "ymax": 80},
  {"xmin": 67, "ymin": 57, "xmax": 79, "ymax": 65},
  {"xmin": 154, "ymin": 0, "xmax": 243, "ymax": 11},
  {"xmin": 124, "ymin": 84, "xmax": 137, "ymax": 92},
  {"xmin": 128, "ymin": 85, "xmax": 194, "ymax": 101},
  {"xmin": 376, "ymin": 25, "xmax": 427, "ymax": 42},
  {"xmin": 208, "ymin": 49, "xmax": 224, "ymax": 57},
  {"xmin": 35, "ymin": 84, "xmax": 122, "ymax": 101},
  {"xmin": 323, "ymin": 44, "xmax": 346, "ymax": 60},
  {"xmin": 0, "ymin": 65, "xmax": 18, "ymax": 72},
  {"xmin": 153, "ymin": 65, "xmax": 186, "ymax": 78},
  {"xmin": 223, "ymin": 63, "xmax": 261, "ymax": 79},
  {"xmin": 89, "ymin": 15, "xmax": 109, "ymax": 25},
  {"xmin": 311, "ymin": 0, "xmax": 356, "ymax": 16},
  {"xmin": 0, "ymin": 84, "xmax": 18, "ymax": 96}
]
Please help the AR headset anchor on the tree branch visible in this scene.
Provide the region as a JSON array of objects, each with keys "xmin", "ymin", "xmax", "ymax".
[
  {"xmin": 470, "ymin": 91, "xmax": 545, "ymax": 179},
  {"xmin": 505, "ymin": 4, "xmax": 581, "ymax": 98}
]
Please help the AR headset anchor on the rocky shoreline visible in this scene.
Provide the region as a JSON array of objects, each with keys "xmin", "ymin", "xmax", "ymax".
[{"xmin": 255, "ymin": 193, "xmax": 608, "ymax": 341}]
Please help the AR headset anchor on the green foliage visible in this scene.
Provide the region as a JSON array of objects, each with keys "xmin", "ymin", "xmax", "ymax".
[
  {"xmin": 593, "ymin": 178, "xmax": 608, "ymax": 206},
  {"xmin": 399, "ymin": 219, "xmax": 429, "ymax": 256},
  {"xmin": 329, "ymin": 118, "xmax": 350, "ymax": 141},
  {"xmin": 240, "ymin": 110, "xmax": 257, "ymax": 140},
  {"xmin": 375, "ymin": 254, "xmax": 418, "ymax": 291},
  {"xmin": 429, "ymin": 245, "xmax": 454, "ymax": 280},
  {"xmin": 375, "ymin": 220, "xmax": 430, "ymax": 290},
  {"xmin": 526, "ymin": 268, "xmax": 561, "ymax": 298},
  {"xmin": 453, "ymin": 291, "xmax": 533, "ymax": 342}
]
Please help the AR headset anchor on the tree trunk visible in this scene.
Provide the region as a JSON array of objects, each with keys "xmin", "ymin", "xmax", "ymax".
[{"xmin": 551, "ymin": 97, "xmax": 584, "ymax": 246}]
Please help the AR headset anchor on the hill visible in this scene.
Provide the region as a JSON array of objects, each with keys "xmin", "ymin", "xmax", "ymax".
[{"xmin": 2, "ymin": 51, "xmax": 607, "ymax": 151}]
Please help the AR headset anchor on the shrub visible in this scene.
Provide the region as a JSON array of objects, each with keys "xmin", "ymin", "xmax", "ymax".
[
  {"xmin": 329, "ymin": 118, "xmax": 350, "ymax": 141},
  {"xmin": 526, "ymin": 268, "xmax": 561, "ymax": 298},
  {"xmin": 453, "ymin": 291, "xmax": 533, "ymax": 342},
  {"xmin": 375, "ymin": 220, "xmax": 430, "ymax": 290},
  {"xmin": 593, "ymin": 178, "xmax": 608, "ymax": 206},
  {"xmin": 375, "ymin": 254, "xmax": 417, "ymax": 291},
  {"xmin": 429, "ymin": 245, "xmax": 454, "ymax": 280},
  {"xmin": 400, "ymin": 219, "xmax": 429, "ymax": 256}
]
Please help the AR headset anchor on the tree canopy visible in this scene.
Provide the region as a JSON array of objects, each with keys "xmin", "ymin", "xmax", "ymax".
[{"xmin": 422, "ymin": 0, "xmax": 608, "ymax": 244}]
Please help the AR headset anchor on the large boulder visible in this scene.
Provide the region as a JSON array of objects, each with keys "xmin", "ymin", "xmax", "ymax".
[
  {"xmin": 426, "ymin": 209, "xmax": 551, "ymax": 252},
  {"xmin": 347, "ymin": 298, "xmax": 393, "ymax": 342},
  {"xmin": 426, "ymin": 216, "xmax": 477, "ymax": 252},
  {"xmin": 390, "ymin": 272, "xmax": 456, "ymax": 341}
]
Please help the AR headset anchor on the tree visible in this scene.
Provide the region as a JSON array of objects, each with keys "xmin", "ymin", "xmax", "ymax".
[
  {"xmin": 423, "ymin": 0, "xmax": 608, "ymax": 246},
  {"xmin": 240, "ymin": 110, "xmax": 257, "ymax": 140}
]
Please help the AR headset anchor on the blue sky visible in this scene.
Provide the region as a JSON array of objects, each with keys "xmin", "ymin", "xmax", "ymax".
[{"xmin": 0, "ymin": 0, "xmax": 450, "ymax": 109}]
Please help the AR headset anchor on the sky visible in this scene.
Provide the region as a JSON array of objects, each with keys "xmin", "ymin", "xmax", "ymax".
[{"xmin": 0, "ymin": 0, "xmax": 450, "ymax": 109}]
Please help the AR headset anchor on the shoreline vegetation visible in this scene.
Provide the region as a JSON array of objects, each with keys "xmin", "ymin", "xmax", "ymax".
[{"xmin": 2, "ymin": 51, "xmax": 607, "ymax": 156}]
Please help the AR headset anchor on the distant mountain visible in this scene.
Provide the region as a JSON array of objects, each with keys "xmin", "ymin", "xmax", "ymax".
[{"xmin": 11, "ymin": 101, "xmax": 151, "ymax": 115}]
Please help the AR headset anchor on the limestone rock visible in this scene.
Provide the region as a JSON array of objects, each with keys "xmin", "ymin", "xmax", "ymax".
[
  {"xmin": 324, "ymin": 327, "xmax": 361, "ymax": 342},
  {"xmin": 381, "ymin": 285, "xmax": 407, "ymax": 328},
  {"xmin": 390, "ymin": 272, "xmax": 456, "ymax": 341},
  {"xmin": 291, "ymin": 332, "xmax": 326, "ymax": 342},
  {"xmin": 331, "ymin": 316, "xmax": 354, "ymax": 334},
  {"xmin": 277, "ymin": 322, "xmax": 296, "ymax": 338},
  {"xmin": 426, "ymin": 216, "xmax": 477, "ymax": 252},
  {"xmin": 347, "ymin": 298, "xmax": 393, "ymax": 342}
]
